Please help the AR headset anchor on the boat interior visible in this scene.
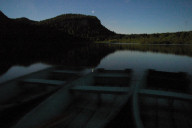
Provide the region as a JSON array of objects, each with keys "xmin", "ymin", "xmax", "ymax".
[
  {"xmin": 0, "ymin": 67, "xmax": 192, "ymax": 128},
  {"xmin": 134, "ymin": 69, "xmax": 192, "ymax": 128}
]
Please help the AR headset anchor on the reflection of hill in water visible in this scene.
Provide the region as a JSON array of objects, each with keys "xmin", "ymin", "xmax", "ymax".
[
  {"xmin": 1, "ymin": 43, "xmax": 192, "ymax": 76},
  {"xmin": 111, "ymin": 44, "xmax": 192, "ymax": 57},
  {"xmin": 0, "ymin": 44, "xmax": 116, "ymax": 76}
]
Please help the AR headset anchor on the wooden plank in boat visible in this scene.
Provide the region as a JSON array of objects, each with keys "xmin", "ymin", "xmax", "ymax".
[
  {"xmin": 156, "ymin": 98, "xmax": 173, "ymax": 128},
  {"xmin": 20, "ymin": 79, "xmax": 66, "ymax": 86},
  {"xmin": 37, "ymin": 108, "xmax": 81, "ymax": 128},
  {"xmin": 96, "ymin": 68, "xmax": 132, "ymax": 73},
  {"xmin": 84, "ymin": 94, "xmax": 129, "ymax": 128},
  {"xmin": 139, "ymin": 96, "xmax": 157, "ymax": 128},
  {"xmin": 70, "ymin": 86, "xmax": 130, "ymax": 94},
  {"xmin": 182, "ymin": 101, "xmax": 192, "ymax": 127},
  {"xmin": 36, "ymin": 99, "xmax": 91, "ymax": 128},
  {"xmin": 173, "ymin": 100, "xmax": 190, "ymax": 128},
  {"xmin": 66, "ymin": 108, "xmax": 95, "ymax": 128},
  {"xmin": 84, "ymin": 95, "xmax": 117, "ymax": 128},
  {"xmin": 50, "ymin": 70, "xmax": 81, "ymax": 80},
  {"xmin": 94, "ymin": 69, "xmax": 132, "ymax": 86},
  {"xmin": 53, "ymin": 70, "xmax": 81, "ymax": 74},
  {"xmin": 65, "ymin": 95, "xmax": 101, "ymax": 128},
  {"xmin": 139, "ymin": 89, "xmax": 192, "ymax": 101},
  {"xmin": 94, "ymin": 76, "xmax": 131, "ymax": 86},
  {"xmin": 13, "ymin": 84, "xmax": 73, "ymax": 128},
  {"xmin": 95, "ymin": 73, "xmax": 129, "ymax": 77},
  {"xmin": 146, "ymin": 69, "xmax": 190, "ymax": 92},
  {"xmin": 51, "ymin": 70, "xmax": 81, "ymax": 77}
]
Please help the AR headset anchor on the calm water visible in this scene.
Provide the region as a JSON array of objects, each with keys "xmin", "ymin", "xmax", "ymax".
[
  {"xmin": 0, "ymin": 63, "xmax": 50, "ymax": 83},
  {"xmin": 96, "ymin": 50, "xmax": 192, "ymax": 79},
  {"xmin": 1, "ymin": 47, "xmax": 192, "ymax": 83}
]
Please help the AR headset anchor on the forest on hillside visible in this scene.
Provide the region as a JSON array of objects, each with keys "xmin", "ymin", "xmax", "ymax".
[{"xmin": 103, "ymin": 31, "xmax": 192, "ymax": 44}]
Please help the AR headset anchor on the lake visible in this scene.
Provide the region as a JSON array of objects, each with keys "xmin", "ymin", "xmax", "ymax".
[
  {"xmin": 97, "ymin": 50, "xmax": 192, "ymax": 80},
  {"xmin": 0, "ymin": 63, "xmax": 50, "ymax": 83},
  {"xmin": 1, "ymin": 44, "xmax": 192, "ymax": 83}
]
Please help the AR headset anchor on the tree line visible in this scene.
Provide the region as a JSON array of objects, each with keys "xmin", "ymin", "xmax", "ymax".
[{"xmin": 103, "ymin": 31, "xmax": 192, "ymax": 44}]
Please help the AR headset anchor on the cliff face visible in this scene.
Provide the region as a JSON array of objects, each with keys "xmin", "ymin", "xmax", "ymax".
[{"xmin": 40, "ymin": 14, "xmax": 115, "ymax": 40}]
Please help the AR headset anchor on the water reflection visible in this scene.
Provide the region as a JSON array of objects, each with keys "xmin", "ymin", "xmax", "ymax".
[
  {"xmin": 0, "ymin": 63, "xmax": 50, "ymax": 83},
  {"xmin": 0, "ymin": 44, "xmax": 115, "ymax": 83},
  {"xmin": 110, "ymin": 44, "xmax": 192, "ymax": 56},
  {"xmin": 1, "ymin": 44, "xmax": 192, "ymax": 83},
  {"xmin": 97, "ymin": 50, "xmax": 192, "ymax": 80}
]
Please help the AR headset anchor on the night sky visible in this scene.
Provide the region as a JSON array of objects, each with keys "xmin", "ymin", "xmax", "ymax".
[{"xmin": 1, "ymin": 0, "xmax": 192, "ymax": 34}]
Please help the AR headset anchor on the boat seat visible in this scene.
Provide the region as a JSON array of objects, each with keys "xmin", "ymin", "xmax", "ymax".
[
  {"xmin": 94, "ymin": 75, "xmax": 131, "ymax": 86},
  {"xmin": 70, "ymin": 86, "xmax": 130, "ymax": 94},
  {"xmin": 146, "ymin": 69, "xmax": 190, "ymax": 92},
  {"xmin": 94, "ymin": 69, "xmax": 132, "ymax": 86},
  {"xmin": 19, "ymin": 79, "xmax": 66, "ymax": 86},
  {"xmin": 52, "ymin": 70, "xmax": 80, "ymax": 74},
  {"xmin": 139, "ymin": 89, "xmax": 192, "ymax": 101},
  {"xmin": 49, "ymin": 70, "xmax": 81, "ymax": 80}
]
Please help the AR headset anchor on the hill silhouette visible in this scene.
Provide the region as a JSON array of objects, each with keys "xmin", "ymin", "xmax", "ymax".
[
  {"xmin": 0, "ymin": 11, "xmax": 115, "ymax": 43},
  {"xmin": 0, "ymin": 10, "xmax": 9, "ymax": 21},
  {"xmin": 39, "ymin": 14, "xmax": 115, "ymax": 40},
  {"xmin": 0, "ymin": 11, "xmax": 99, "ymax": 57}
]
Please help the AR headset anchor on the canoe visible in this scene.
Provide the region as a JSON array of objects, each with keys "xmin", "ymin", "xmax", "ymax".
[
  {"xmin": 0, "ymin": 66, "xmax": 86, "ymax": 128},
  {"xmin": 13, "ymin": 68, "xmax": 134, "ymax": 128},
  {"xmin": 133, "ymin": 69, "xmax": 192, "ymax": 128}
]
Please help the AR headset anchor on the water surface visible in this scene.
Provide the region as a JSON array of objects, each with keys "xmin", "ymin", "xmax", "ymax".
[
  {"xmin": 1, "ymin": 44, "xmax": 192, "ymax": 83},
  {"xmin": 96, "ymin": 50, "xmax": 192, "ymax": 79},
  {"xmin": 0, "ymin": 63, "xmax": 50, "ymax": 83}
]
